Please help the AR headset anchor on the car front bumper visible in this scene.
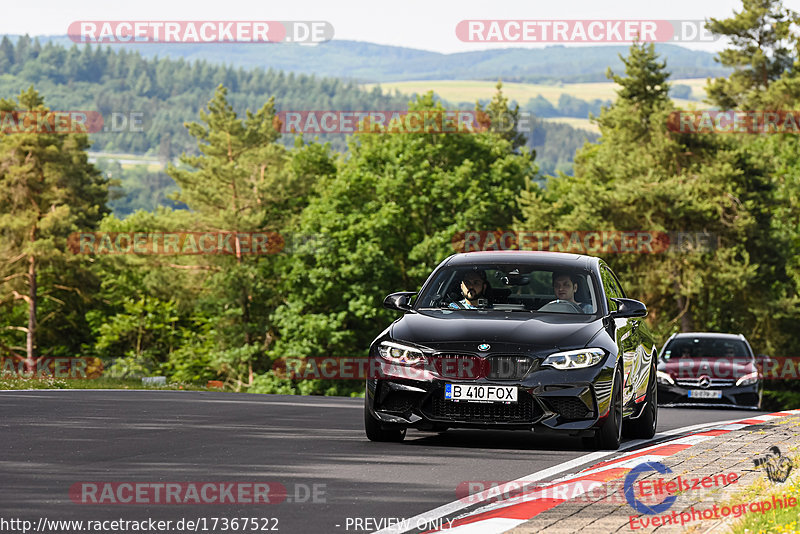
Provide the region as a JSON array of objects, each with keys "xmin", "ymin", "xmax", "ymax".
[
  {"xmin": 366, "ymin": 354, "xmax": 617, "ymax": 434},
  {"xmin": 657, "ymin": 383, "xmax": 761, "ymax": 408}
]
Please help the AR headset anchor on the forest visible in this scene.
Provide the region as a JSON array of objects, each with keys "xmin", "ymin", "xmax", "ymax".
[
  {"xmin": 1, "ymin": 1, "xmax": 799, "ymax": 407},
  {"xmin": 0, "ymin": 35, "xmax": 597, "ymax": 179}
]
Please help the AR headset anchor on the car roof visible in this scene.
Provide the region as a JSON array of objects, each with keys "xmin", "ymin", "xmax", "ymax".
[{"xmin": 444, "ymin": 251, "xmax": 598, "ymax": 270}]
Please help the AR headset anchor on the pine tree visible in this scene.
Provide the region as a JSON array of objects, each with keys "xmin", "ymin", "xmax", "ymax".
[
  {"xmin": 518, "ymin": 43, "xmax": 760, "ymax": 335},
  {"xmin": 0, "ymin": 36, "xmax": 14, "ymax": 73},
  {"xmin": 0, "ymin": 87, "xmax": 109, "ymax": 365},
  {"xmin": 165, "ymin": 85, "xmax": 321, "ymax": 389},
  {"xmin": 477, "ymin": 80, "xmax": 528, "ymax": 152},
  {"xmin": 606, "ymin": 41, "xmax": 671, "ymax": 127},
  {"xmin": 705, "ymin": 0, "xmax": 798, "ymax": 108}
]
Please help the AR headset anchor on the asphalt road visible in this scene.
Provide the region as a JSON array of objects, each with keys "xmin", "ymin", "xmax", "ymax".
[{"xmin": 0, "ymin": 390, "xmax": 768, "ymax": 534}]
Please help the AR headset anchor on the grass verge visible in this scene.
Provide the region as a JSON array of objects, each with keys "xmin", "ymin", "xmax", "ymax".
[
  {"xmin": 0, "ymin": 376, "xmax": 222, "ymax": 391},
  {"xmin": 728, "ymin": 463, "xmax": 800, "ymax": 533}
]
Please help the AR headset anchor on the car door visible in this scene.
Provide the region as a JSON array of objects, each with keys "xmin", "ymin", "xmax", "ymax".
[
  {"xmin": 601, "ymin": 263, "xmax": 655, "ymax": 410},
  {"xmin": 600, "ymin": 264, "xmax": 642, "ymax": 411}
]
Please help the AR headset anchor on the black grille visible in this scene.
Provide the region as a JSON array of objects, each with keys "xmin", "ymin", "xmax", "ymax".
[
  {"xmin": 378, "ymin": 391, "xmax": 419, "ymax": 413},
  {"xmin": 426, "ymin": 391, "xmax": 538, "ymax": 422},
  {"xmin": 430, "ymin": 353, "xmax": 537, "ymax": 380},
  {"xmin": 488, "ymin": 355, "xmax": 537, "ymax": 380},
  {"xmin": 431, "ymin": 354, "xmax": 483, "ymax": 379},
  {"xmin": 547, "ymin": 397, "xmax": 591, "ymax": 420}
]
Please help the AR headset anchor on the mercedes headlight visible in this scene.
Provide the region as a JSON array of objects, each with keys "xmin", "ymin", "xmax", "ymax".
[
  {"xmin": 378, "ymin": 341, "xmax": 426, "ymax": 366},
  {"xmin": 736, "ymin": 372, "xmax": 759, "ymax": 386},
  {"xmin": 542, "ymin": 348, "xmax": 605, "ymax": 370},
  {"xmin": 656, "ymin": 370, "xmax": 675, "ymax": 385}
]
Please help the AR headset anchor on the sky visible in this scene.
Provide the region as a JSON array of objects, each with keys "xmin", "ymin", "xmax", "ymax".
[{"xmin": 1, "ymin": 0, "xmax": 779, "ymax": 54}]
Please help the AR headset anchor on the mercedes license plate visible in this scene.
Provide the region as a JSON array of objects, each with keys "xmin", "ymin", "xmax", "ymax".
[{"xmin": 688, "ymin": 389, "xmax": 722, "ymax": 399}]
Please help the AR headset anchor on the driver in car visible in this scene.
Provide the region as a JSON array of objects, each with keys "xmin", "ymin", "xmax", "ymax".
[
  {"xmin": 552, "ymin": 272, "xmax": 593, "ymax": 313},
  {"xmin": 449, "ymin": 270, "xmax": 489, "ymax": 309}
]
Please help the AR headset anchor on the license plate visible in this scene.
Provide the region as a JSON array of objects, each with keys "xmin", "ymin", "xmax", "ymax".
[
  {"xmin": 688, "ymin": 389, "xmax": 722, "ymax": 399},
  {"xmin": 444, "ymin": 384, "xmax": 517, "ymax": 403}
]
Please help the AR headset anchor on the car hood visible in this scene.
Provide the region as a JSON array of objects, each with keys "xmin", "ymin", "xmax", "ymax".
[
  {"xmin": 658, "ymin": 358, "xmax": 757, "ymax": 380},
  {"xmin": 390, "ymin": 311, "xmax": 603, "ymax": 353}
]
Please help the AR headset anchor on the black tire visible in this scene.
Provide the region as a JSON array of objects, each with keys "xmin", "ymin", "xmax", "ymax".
[
  {"xmin": 596, "ymin": 366, "xmax": 623, "ymax": 450},
  {"xmin": 364, "ymin": 398, "xmax": 406, "ymax": 442},
  {"xmin": 624, "ymin": 363, "xmax": 657, "ymax": 439}
]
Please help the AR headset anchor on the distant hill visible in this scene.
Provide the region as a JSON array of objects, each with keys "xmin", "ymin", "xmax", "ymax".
[
  {"xmin": 0, "ymin": 36, "xmax": 602, "ymax": 217},
  {"xmin": 4, "ymin": 36, "xmax": 729, "ymax": 83}
]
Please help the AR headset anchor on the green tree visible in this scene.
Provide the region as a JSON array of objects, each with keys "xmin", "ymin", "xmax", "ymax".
[
  {"xmin": 0, "ymin": 36, "xmax": 14, "ymax": 73},
  {"xmin": 606, "ymin": 41, "xmax": 670, "ymax": 126},
  {"xmin": 698, "ymin": 0, "xmax": 800, "ymax": 358},
  {"xmin": 518, "ymin": 43, "xmax": 761, "ymax": 338},
  {"xmin": 84, "ymin": 207, "xmax": 204, "ymax": 377},
  {"xmin": 88, "ymin": 296, "xmax": 182, "ymax": 378},
  {"xmin": 270, "ymin": 92, "xmax": 535, "ymax": 394},
  {"xmin": 0, "ymin": 87, "xmax": 108, "ymax": 365},
  {"xmin": 163, "ymin": 86, "xmax": 325, "ymax": 388},
  {"xmin": 478, "ymin": 80, "xmax": 528, "ymax": 152},
  {"xmin": 705, "ymin": 0, "xmax": 798, "ymax": 108}
]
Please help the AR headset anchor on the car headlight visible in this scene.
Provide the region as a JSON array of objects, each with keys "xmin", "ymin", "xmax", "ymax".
[
  {"xmin": 736, "ymin": 372, "xmax": 759, "ymax": 386},
  {"xmin": 542, "ymin": 348, "xmax": 605, "ymax": 370},
  {"xmin": 378, "ymin": 341, "xmax": 426, "ymax": 366},
  {"xmin": 656, "ymin": 370, "xmax": 675, "ymax": 386}
]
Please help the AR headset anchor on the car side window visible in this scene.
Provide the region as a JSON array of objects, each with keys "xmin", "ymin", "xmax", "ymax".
[
  {"xmin": 600, "ymin": 266, "xmax": 623, "ymax": 312},
  {"xmin": 607, "ymin": 268, "xmax": 626, "ymax": 298}
]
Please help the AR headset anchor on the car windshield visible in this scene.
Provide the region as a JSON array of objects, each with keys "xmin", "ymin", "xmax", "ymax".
[
  {"xmin": 662, "ymin": 338, "xmax": 751, "ymax": 360},
  {"xmin": 415, "ymin": 263, "xmax": 599, "ymax": 314}
]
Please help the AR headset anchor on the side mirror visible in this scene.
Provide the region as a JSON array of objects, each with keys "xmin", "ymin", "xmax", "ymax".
[
  {"xmin": 756, "ymin": 354, "xmax": 772, "ymax": 365},
  {"xmin": 383, "ymin": 292, "xmax": 417, "ymax": 312},
  {"xmin": 610, "ymin": 298, "xmax": 647, "ymax": 318}
]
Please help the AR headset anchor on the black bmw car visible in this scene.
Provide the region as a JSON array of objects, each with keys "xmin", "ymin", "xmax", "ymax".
[{"xmin": 364, "ymin": 251, "xmax": 658, "ymax": 450}]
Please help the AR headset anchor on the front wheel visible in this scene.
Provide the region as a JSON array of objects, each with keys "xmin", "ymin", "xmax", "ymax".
[
  {"xmin": 596, "ymin": 366, "xmax": 623, "ymax": 450},
  {"xmin": 624, "ymin": 363, "xmax": 657, "ymax": 439},
  {"xmin": 364, "ymin": 398, "xmax": 406, "ymax": 442}
]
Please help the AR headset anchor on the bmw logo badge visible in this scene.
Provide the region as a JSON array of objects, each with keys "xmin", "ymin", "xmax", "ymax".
[{"xmin": 478, "ymin": 343, "xmax": 490, "ymax": 351}]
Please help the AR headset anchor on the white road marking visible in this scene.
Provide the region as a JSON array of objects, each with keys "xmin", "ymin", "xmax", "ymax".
[
  {"xmin": 0, "ymin": 390, "xmax": 362, "ymax": 408},
  {"xmin": 372, "ymin": 414, "xmax": 776, "ymax": 534}
]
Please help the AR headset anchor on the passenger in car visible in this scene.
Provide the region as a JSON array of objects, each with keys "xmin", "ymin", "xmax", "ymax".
[{"xmin": 552, "ymin": 272, "xmax": 593, "ymax": 313}]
